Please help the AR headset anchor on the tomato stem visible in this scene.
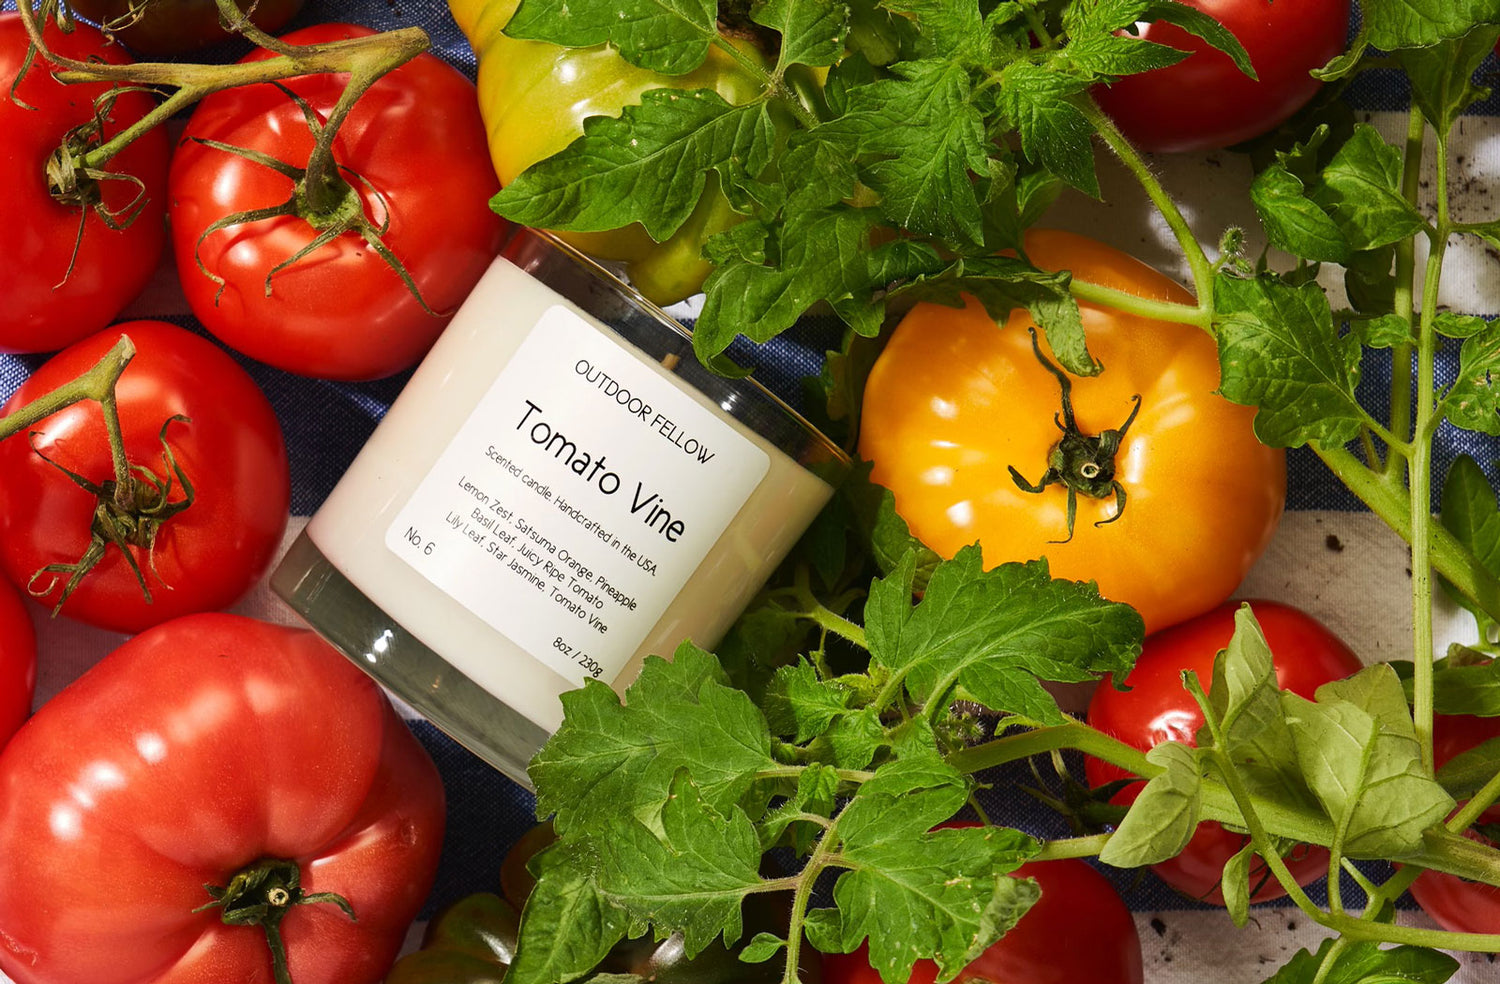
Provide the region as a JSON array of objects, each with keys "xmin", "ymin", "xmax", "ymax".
[{"xmin": 196, "ymin": 858, "xmax": 356, "ymax": 984}]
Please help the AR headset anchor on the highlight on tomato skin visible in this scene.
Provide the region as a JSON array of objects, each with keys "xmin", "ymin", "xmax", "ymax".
[
  {"xmin": 858, "ymin": 228, "xmax": 1285, "ymax": 636},
  {"xmin": 1090, "ymin": 0, "xmax": 1353, "ymax": 153},
  {"xmin": 1084, "ymin": 599, "xmax": 1364, "ymax": 904}
]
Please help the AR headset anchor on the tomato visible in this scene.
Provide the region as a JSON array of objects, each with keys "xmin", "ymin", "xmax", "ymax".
[
  {"xmin": 0, "ymin": 321, "xmax": 289, "ymax": 633},
  {"xmin": 1090, "ymin": 0, "xmax": 1351, "ymax": 153},
  {"xmin": 0, "ymin": 13, "xmax": 170, "ymax": 354},
  {"xmin": 383, "ymin": 892, "xmax": 518, "ymax": 984},
  {"xmin": 169, "ymin": 23, "xmax": 506, "ymax": 381},
  {"xmin": 0, "ymin": 613, "xmax": 445, "ymax": 984},
  {"xmin": 0, "ymin": 578, "xmax": 36, "ymax": 749},
  {"xmin": 66, "ymin": 0, "xmax": 306, "ymax": 54},
  {"xmin": 821, "ymin": 858, "xmax": 1142, "ymax": 984},
  {"xmin": 858, "ymin": 229, "xmax": 1285, "ymax": 635},
  {"xmin": 448, "ymin": 0, "xmax": 771, "ymax": 306},
  {"xmin": 1085, "ymin": 599, "xmax": 1364, "ymax": 904}
]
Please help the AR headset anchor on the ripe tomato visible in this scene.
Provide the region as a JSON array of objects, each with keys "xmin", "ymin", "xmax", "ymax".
[
  {"xmin": 0, "ymin": 321, "xmax": 289, "ymax": 633},
  {"xmin": 1085, "ymin": 600, "xmax": 1363, "ymax": 904},
  {"xmin": 0, "ymin": 13, "xmax": 170, "ymax": 354},
  {"xmin": 1090, "ymin": 0, "xmax": 1351, "ymax": 153},
  {"xmin": 0, "ymin": 613, "xmax": 446, "ymax": 984},
  {"xmin": 821, "ymin": 858, "xmax": 1142, "ymax": 984},
  {"xmin": 169, "ymin": 23, "xmax": 507, "ymax": 381},
  {"xmin": 0, "ymin": 578, "xmax": 36, "ymax": 748},
  {"xmin": 859, "ymin": 229, "xmax": 1285, "ymax": 635},
  {"xmin": 66, "ymin": 0, "xmax": 306, "ymax": 55}
]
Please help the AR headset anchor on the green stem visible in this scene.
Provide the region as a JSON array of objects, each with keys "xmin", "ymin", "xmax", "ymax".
[
  {"xmin": 788, "ymin": 577, "xmax": 869, "ymax": 649},
  {"xmin": 1067, "ymin": 277, "xmax": 1210, "ymax": 329},
  {"xmin": 1384, "ymin": 107, "xmax": 1426, "ymax": 482},
  {"xmin": 0, "ymin": 336, "xmax": 135, "ymax": 495},
  {"xmin": 1077, "ymin": 95, "xmax": 1217, "ymax": 307}
]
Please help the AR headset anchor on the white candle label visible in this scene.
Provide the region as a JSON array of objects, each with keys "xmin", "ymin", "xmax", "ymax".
[{"xmin": 385, "ymin": 305, "xmax": 770, "ymax": 686}]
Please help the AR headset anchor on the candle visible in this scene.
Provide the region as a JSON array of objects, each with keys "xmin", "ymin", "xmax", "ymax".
[{"xmin": 273, "ymin": 230, "xmax": 848, "ymax": 786}]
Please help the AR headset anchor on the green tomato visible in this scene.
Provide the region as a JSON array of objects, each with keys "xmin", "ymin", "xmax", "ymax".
[
  {"xmin": 448, "ymin": 0, "xmax": 772, "ymax": 306},
  {"xmin": 383, "ymin": 892, "xmax": 519, "ymax": 984}
]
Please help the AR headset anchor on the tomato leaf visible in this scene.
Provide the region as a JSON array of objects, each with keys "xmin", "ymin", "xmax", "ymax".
[
  {"xmin": 758, "ymin": 763, "xmax": 840, "ymax": 852},
  {"xmin": 1364, "ymin": 0, "xmax": 1500, "ymax": 53},
  {"xmin": 1220, "ymin": 842, "xmax": 1253, "ymax": 928},
  {"xmin": 1261, "ymin": 934, "xmax": 1460, "ymax": 984},
  {"xmin": 1137, "ymin": 0, "xmax": 1256, "ymax": 78},
  {"xmin": 1282, "ymin": 664, "xmax": 1456, "ymax": 858},
  {"xmin": 1097, "ymin": 740, "xmax": 1202, "ymax": 867},
  {"xmin": 1309, "ymin": 124, "xmax": 1428, "ymax": 251},
  {"xmin": 764, "ymin": 658, "xmax": 856, "ymax": 743},
  {"xmin": 490, "ymin": 90, "xmax": 774, "ymax": 243},
  {"xmin": 997, "ymin": 61, "xmax": 1099, "ymax": 198},
  {"xmin": 1397, "ymin": 24, "xmax": 1500, "ymax": 132},
  {"xmin": 825, "ymin": 759, "xmax": 1040, "ymax": 984},
  {"xmin": 754, "ymin": 0, "xmax": 850, "ymax": 69},
  {"xmin": 528, "ymin": 643, "xmax": 778, "ymax": 839},
  {"xmin": 1439, "ymin": 454, "xmax": 1500, "ymax": 627},
  {"xmin": 1441, "ymin": 321, "xmax": 1500, "ymax": 435},
  {"xmin": 1214, "ymin": 272, "xmax": 1368, "ymax": 449},
  {"xmin": 504, "ymin": 0, "xmax": 719, "ymax": 75},
  {"xmin": 596, "ymin": 771, "xmax": 765, "ymax": 956},
  {"xmin": 1251, "ymin": 163, "xmax": 1352, "ymax": 263},
  {"xmin": 865, "ymin": 546, "xmax": 1143, "ymax": 725},
  {"xmin": 508, "ymin": 844, "xmax": 634, "ymax": 984}
]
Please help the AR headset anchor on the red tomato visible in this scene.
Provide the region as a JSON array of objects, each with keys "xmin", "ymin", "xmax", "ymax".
[
  {"xmin": 0, "ymin": 13, "xmax": 170, "ymax": 353},
  {"xmin": 1085, "ymin": 599, "xmax": 1363, "ymax": 903},
  {"xmin": 1091, "ymin": 0, "xmax": 1351, "ymax": 152},
  {"xmin": 0, "ymin": 578, "xmax": 36, "ymax": 748},
  {"xmin": 168, "ymin": 23, "xmax": 507, "ymax": 381},
  {"xmin": 1409, "ymin": 704, "xmax": 1500, "ymax": 932},
  {"xmin": 822, "ymin": 858, "xmax": 1142, "ymax": 984},
  {"xmin": 0, "ymin": 613, "xmax": 446, "ymax": 984},
  {"xmin": 0, "ymin": 321, "xmax": 289, "ymax": 633}
]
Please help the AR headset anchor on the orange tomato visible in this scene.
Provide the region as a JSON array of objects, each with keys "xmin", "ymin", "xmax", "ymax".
[{"xmin": 858, "ymin": 229, "xmax": 1284, "ymax": 633}]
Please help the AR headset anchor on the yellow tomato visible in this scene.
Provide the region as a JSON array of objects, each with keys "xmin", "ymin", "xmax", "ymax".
[{"xmin": 859, "ymin": 229, "xmax": 1285, "ymax": 634}]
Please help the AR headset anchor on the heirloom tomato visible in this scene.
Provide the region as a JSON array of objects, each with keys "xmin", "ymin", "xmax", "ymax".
[
  {"xmin": 858, "ymin": 230, "xmax": 1284, "ymax": 635},
  {"xmin": 1091, "ymin": 0, "xmax": 1351, "ymax": 153},
  {"xmin": 0, "ymin": 321, "xmax": 289, "ymax": 633},
  {"xmin": 66, "ymin": 0, "xmax": 305, "ymax": 54},
  {"xmin": 0, "ymin": 578, "xmax": 35, "ymax": 748},
  {"xmin": 169, "ymin": 23, "xmax": 506, "ymax": 381},
  {"xmin": 0, "ymin": 13, "xmax": 170, "ymax": 353},
  {"xmin": 1085, "ymin": 600, "xmax": 1363, "ymax": 904},
  {"xmin": 822, "ymin": 857, "xmax": 1142, "ymax": 984},
  {"xmin": 448, "ymin": 0, "xmax": 772, "ymax": 306},
  {"xmin": 0, "ymin": 613, "xmax": 445, "ymax": 984}
]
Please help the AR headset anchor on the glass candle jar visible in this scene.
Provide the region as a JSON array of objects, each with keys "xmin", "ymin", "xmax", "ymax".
[{"xmin": 272, "ymin": 229, "xmax": 848, "ymax": 787}]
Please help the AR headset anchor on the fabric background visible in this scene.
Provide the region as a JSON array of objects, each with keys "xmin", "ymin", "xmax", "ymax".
[{"xmin": 2, "ymin": 1, "xmax": 1498, "ymax": 981}]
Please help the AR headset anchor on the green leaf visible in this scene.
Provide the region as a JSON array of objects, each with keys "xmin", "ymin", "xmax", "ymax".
[
  {"xmin": 998, "ymin": 62, "xmax": 1099, "ymax": 198},
  {"xmin": 1367, "ymin": 0, "xmax": 1500, "ymax": 52},
  {"xmin": 1098, "ymin": 740, "xmax": 1202, "ymax": 867},
  {"xmin": 490, "ymin": 90, "xmax": 774, "ymax": 243},
  {"xmin": 529, "ymin": 643, "xmax": 778, "ymax": 839},
  {"xmin": 1431, "ymin": 660, "xmax": 1500, "ymax": 716},
  {"xmin": 505, "ymin": 0, "xmax": 719, "ymax": 75},
  {"xmin": 1443, "ymin": 321, "xmax": 1500, "ymax": 435},
  {"xmin": 831, "ymin": 771, "xmax": 1039, "ymax": 983},
  {"xmin": 1221, "ymin": 842, "xmax": 1253, "ymax": 928},
  {"xmin": 829, "ymin": 706, "xmax": 888, "ymax": 769},
  {"xmin": 865, "ymin": 546, "xmax": 1143, "ymax": 725},
  {"xmin": 815, "ymin": 59, "xmax": 991, "ymax": 245},
  {"xmin": 1434, "ymin": 313, "xmax": 1493, "ymax": 339},
  {"xmin": 765, "ymin": 658, "xmax": 856, "ymax": 742},
  {"xmin": 1310, "ymin": 124, "xmax": 1428, "ymax": 251},
  {"xmin": 597, "ymin": 771, "xmax": 765, "ymax": 955},
  {"xmin": 1439, "ymin": 455, "xmax": 1500, "ymax": 624},
  {"xmin": 1396, "ymin": 24, "xmax": 1500, "ymax": 131},
  {"xmin": 759, "ymin": 763, "xmax": 841, "ymax": 851},
  {"xmin": 740, "ymin": 933, "xmax": 787, "ymax": 963},
  {"xmin": 1139, "ymin": 0, "xmax": 1256, "ymax": 78},
  {"xmin": 754, "ymin": 0, "xmax": 850, "ymax": 69},
  {"xmin": 881, "ymin": 0, "xmax": 988, "ymax": 60},
  {"xmin": 1436, "ymin": 735, "xmax": 1500, "ymax": 802},
  {"xmin": 1214, "ymin": 272, "xmax": 1367, "ymax": 448},
  {"xmin": 1282, "ymin": 665, "xmax": 1456, "ymax": 858},
  {"xmin": 1250, "ymin": 163, "xmax": 1352, "ymax": 263},
  {"xmin": 1203, "ymin": 605, "xmax": 1320, "ymax": 814},
  {"xmin": 1357, "ymin": 313, "xmax": 1413, "ymax": 349},
  {"xmin": 509, "ymin": 844, "xmax": 633, "ymax": 984},
  {"xmin": 1262, "ymin": 934, "xmax": 1459, "ymax": 984}
]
